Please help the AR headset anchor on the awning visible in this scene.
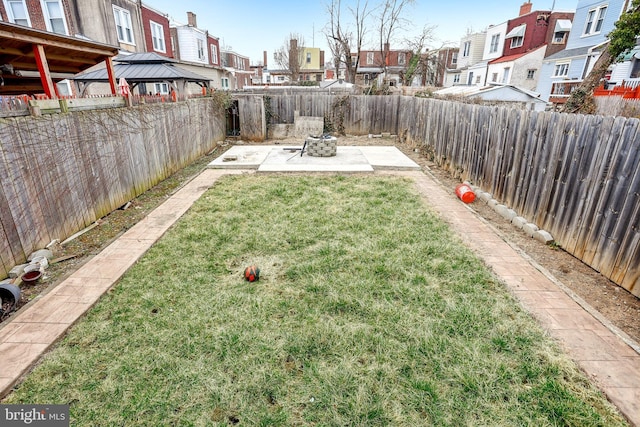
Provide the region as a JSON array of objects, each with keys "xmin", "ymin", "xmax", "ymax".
[
  {"xmin": 505, "ymin": 24, "xmax": 526, "ymax": 39},
  {"xmin": 619, "ymin": 48, "xmax": 640, "ymax": 61},
  {"xmin": 554, "ymin": 19, "xmax": 572, "ymax": 32}
]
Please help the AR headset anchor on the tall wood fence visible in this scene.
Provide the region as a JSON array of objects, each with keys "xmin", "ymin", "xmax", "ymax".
[
  {"xmin": 266, "ymin": 94, "xmax": 640, "ymax": 297},
  {"xmin": 0, "ymin": 98, "xmax": 224, "ymax": 278}
]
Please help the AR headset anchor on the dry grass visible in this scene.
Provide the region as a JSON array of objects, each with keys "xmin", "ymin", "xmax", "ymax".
[{"xmin": 3, "ymin": 174, "xmax": 627, "ymax": 426}]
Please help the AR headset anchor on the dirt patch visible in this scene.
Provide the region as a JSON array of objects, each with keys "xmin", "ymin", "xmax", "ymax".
[{"xmin": 2, "ymin": 136, "xmax": 639, "ymax": 347}]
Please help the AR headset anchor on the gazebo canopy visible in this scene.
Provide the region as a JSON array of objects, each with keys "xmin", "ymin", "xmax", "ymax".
[
  {"xmin": 72, "ymin": 52, "xmax": 210, "ymax": 94},
  {"xmin": 0, "ymin": 21, "xmax": 119, "ymax": 96}
]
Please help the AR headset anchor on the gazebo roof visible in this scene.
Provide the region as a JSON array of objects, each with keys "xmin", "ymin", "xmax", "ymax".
[{"xmin": 72, "ymin": 52, "xmax": 209, "ymax": 84}]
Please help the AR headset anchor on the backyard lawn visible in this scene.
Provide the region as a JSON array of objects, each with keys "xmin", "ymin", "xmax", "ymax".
[{"xmin": 4, "ymin": 174, "xmax": 627, "ymax": 426}]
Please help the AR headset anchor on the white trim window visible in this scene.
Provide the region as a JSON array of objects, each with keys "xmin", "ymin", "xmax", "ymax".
[
  {"xmin": 221, "ymin": 77, "xmax": 230, "ymax": 89},
  {"xmin": 210, "ymin": 44, "xmax": 218, "ymax": 64},
  {"xmin": 462, "ymin": 41, "xmax": 471, "ymax": 57},
  {"xmin": 502, "ymin": 67, "xmax": 511, "ymax": 83},
  {"xmin": 4, "ymin": 0, "xmax": 30, "ymax": 27},
  {"xmin": 150, "ymin": 21, "xmax": 165, "ymax": 53},
  {"xmin": 41, "ymin": 0, "xmax": 68, "ymax": 34},
  {"xmin": 197, "ymin": 39, "xmax": 205, "ymax": 61},
  {"xmin": 453, "ymin": 74, "xmax": 460, "ymax": 83},
  {"xmin": 527, "ymin": 69, "xmax": 536, "ymax": 79},
  {"xmin": 583, "ymin": 5, "xmax": 607, "ymax": 36},
  {"xmin": 398, "ymin": 52, "xmax": 406, "ymax": 66},
  {"xmin": 553, "ymin": 61, "xmax": 570, "ymax": 77},
  {"xmin": 153, "ymin": 82, "xmax": 169, "ymax": 94},
  {"xmin": 510, "ymin": 36, "xmax": 524, "ymax": 48},
  {"xmin": 489, "ymin": 34, "xmax": 500, "ymax": 53},
  {"xmin": 553, "ymin": 32, "xmax": 567, "ymax": 44},
  {"xmin": 366, "ymin": 52, "xmax": 374, "ymax": 65},
  {"xmin": 113, "ymin": 5, "xmax": 134, "ymax": 44}
]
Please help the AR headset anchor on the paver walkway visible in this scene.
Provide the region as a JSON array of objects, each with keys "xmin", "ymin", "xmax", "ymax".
[{"xmin": 0, "ymin": 166, "xmax": 638, "ymax": 425}]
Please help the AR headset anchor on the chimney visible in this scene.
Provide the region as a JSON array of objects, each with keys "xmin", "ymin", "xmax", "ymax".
[
  {"xmin": 187, "ymin": 12, "xmax": 197, "ymax": 27},
  {"xmin": 519, "ymin": 2, "xmax": 532, "ymax": 16},
  {"xmin": 263, "ymin": 50, "xmax": 267, "ymax": 67}
]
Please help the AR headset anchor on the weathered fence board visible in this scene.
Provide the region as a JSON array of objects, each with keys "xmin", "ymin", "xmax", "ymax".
[
  {"xmin": 266, "ymin": 93, "xmax": 640, "ymax": 296},
  {"xmin": 0, "ymin": 99, "xmax": 224, "ymax": 277}
]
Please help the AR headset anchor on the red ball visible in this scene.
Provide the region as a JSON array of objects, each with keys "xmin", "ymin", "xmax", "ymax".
[{"xmin": 244, "ymin": 265, "xmax": 260, "ymax": 282}]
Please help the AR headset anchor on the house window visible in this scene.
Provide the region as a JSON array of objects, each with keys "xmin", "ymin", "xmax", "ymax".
[
  {"xmin": 502, "ymin": 67, "xmax": 510, "ymax": 83},
  {"xmin": 221, "ymin": 78, "xmax": 229, "ymax": 89},
  {"xmin": 510, "ymin": 36, "xmax": 524, "ymax": 48},
  {"xmin": 56, "ymin": 79, "xmax": 72, "ymax": 96},
  {"xmin": 451, "ymin": 52, "xmax": 458, "ymax": 65},
  {"xmin": 153, "ymin": 82, "xmax": 169, "ymax": 94},
  {"xmin": 4, "ymin": 0, "xmax": 30, "ymax": 26},
  {"xmin": 113, "ymin": 5, "xmax": 134, "ymax": 44},
  {"xmin": 197, "ymin": 39, "xmax": 205, "ymax": 61},
  {"xmin": 210, "ymin": 44, "xmax": 218, "ymax": 64},
  {"xmin": 398, "ymin": 52, "xmax": 406, "ymax": 65},
  {"xmin": 476, "ymin": 75, "xmax": 481, "ymax": 84},
  {"xmin": 489, "ymin": 34, "xmax": 500, "ymax": 53},
  {"xmin": 453, "ymin": 74, "xmax": 460, "ymax": 83},
  {"xmin": 150, "ymin": 21, "xmax": 166, "ymax": 52},
  {"xmin": 527, "ymin": 69, "xmax": 536, "ymax": 79},
  {"xmin": 364, "ymin": 73, "xmax": 370, "ymax": 84},
  {"xmin": 41, "ymin": 0, "xmax": 67, "ymax": 34},
  {"xmin": 366, "ymin": 52, "xmax": 374, "ymax": 65},
  {"xmin": 584, "ymin": 5, "xmax": 607, "ymax": 36},
  {"xmin": 306, "ymin": 52, "xmax": 311, "ymax": 64},
  {"xmin": 553, "ymin": 32, "xmax": 567, "ymax": 43},
  {"xmin": 491, "ymin": 72, "xmax": 498, "ymax": 82},
  {"xmin": 462, "ymin": 41, "xmax": 471, "ymax": 57},
  {"xmin": 554, "ymin": 62, "xmax": 570, "ymax": 77}
]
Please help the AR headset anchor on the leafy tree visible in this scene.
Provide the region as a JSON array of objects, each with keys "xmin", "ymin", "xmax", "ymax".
[{"xmin": 563, "ymin": 0, "xmax": 640, "ymax": 113}]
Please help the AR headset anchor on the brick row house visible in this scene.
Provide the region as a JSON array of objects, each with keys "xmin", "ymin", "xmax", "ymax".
[
  {"xmin": 443, "ymin": 2, "xmax": 574, "ymax": 93},
  {"xmin": 355, "ymin": 44, "xmax": 414, "ymax": 88},
  {"xmin": 0, "ymin": 0, "xmax": 247, "ymax": 95}
]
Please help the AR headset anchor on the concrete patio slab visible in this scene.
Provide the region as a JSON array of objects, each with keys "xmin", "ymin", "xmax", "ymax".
[
  {"xmin": 258, "ymin": 146, "xmax": 373, "ymax": 173},
  {"xmin": 207, "ymin": 145, "xmax": 421, "ymax": 172}
]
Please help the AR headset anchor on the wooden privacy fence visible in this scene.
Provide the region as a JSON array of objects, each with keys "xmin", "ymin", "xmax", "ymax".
[
  {"xmin": 0, "ymin": 98, "xmax": 224, "ymax": 278},
  {"xmin": 266, "ymin": 94, "xmax": 640, "ymax": 296}
]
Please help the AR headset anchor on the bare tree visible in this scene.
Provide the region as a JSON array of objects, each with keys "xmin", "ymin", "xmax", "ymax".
[
  {"xmin": 274, "ymin": 33, "xmax": 306, "ymax": 82},
  {"xmin": 400, "ymin": 24, "xmax": 436, "ymax": 86},
  {"xmin": 376, "ymin": 0, "xmax": 416, "ymax": 81},
  {"xmin": 324, "ymin": 0, "xmax": 371, "ymax": 83}
]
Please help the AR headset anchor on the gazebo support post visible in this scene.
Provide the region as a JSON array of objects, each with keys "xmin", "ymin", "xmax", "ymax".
[{"xmin": 32, "ymin": 44, "xmax": 56, "ymax": 99}]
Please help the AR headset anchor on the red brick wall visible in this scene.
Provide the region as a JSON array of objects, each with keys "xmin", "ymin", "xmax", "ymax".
[
  {"xmin": 207, "ymin": 35, "xmax": 220, "ymax": 66},
  {"xmin": 544, "ymin": 12, "xmax": 574, "ymax": 57},
  {"xmin": 504, "ymin": 10, "xmax": 552, "ymax": 56},
  {"xmin": 141, "ymin": 6, "xmax": 173, "ymax": 57},
  {"xmin": 0, "ymin": 0, "xmax": 75, "ymax": 35},
  {"xmin": 359, "ymin": 50, "xmax": 412, "ymax": 67}
]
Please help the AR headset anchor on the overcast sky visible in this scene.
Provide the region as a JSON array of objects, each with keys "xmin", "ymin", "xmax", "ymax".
[{"xmin": 147, "ymin": 0, "xmax": 578, "ymax": 65}]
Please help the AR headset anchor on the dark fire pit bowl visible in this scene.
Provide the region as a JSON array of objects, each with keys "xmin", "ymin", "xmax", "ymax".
[
  {"xmin": 0, "ymin": 283, "xmax": 21, "ymax": 314},
  {"xmin": 21, "ymin": 270, "xmax": 42, "ymax": 285}
]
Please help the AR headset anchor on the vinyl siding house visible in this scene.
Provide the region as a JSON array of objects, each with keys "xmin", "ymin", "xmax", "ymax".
[
  {"xmin": 467, "ymin": 22, "xmax": 508, "ymax": 86},
  {"xmin": 444, "ymin": 31, "xmax": 487, "ymax": 86},
  {"xmin": 537, "ymin": 0, "xmax": 626, "ymax": 103}
]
